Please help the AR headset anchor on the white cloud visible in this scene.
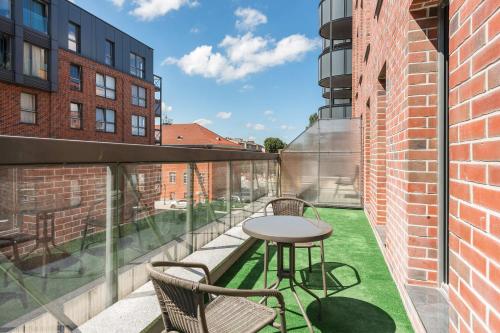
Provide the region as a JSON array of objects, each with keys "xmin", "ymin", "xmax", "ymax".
[
  {"xmin": 280, "ymin": 124, "xmax": 296, "ymax": 130},
  {"xmin": 110, "ymin": 0, "xmax": 125, "ymax": 7},
  {"xmin": 193, "ymin": 118, "xmax": 212, "ymax": 127},
  {"xmin": 235, "ymin": 7, "xmax": 267, "ymax": 31},
  {"xmin": 246, "ymin": 123, "xmax": 265, "ymax": 131},
  {"xmin": 264, "ymin": 110, "xmax": 273, "ymax": 116},
  {"xmin": 239, "ymin": 84, "xmax": 254, "ymax": 92},
  {"xmin": 129, "ymin": 0, "xmax": 199, "ymax": 21},
  {"xmin": 216, "ymin": 112, "xmax": 232, "ymax": 119},
  {"xmin": 165, "ymin": 33, "xmax": 319, "ymax": 82},
  {"xmin": 190, "ymin": 27, "xmax": 200, "ymax": 34},
  {"xmin": 161, "ymin": 102, "xmax": 173, "ymax": 112}
]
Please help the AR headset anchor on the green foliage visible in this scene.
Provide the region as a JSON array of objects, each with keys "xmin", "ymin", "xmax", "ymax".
[
  {"xmin": 264, "ymin": 137, "xmax": 286, "ymax": 153},
  {"xmin": 309, "ymin": 113, "xmax": 319, "ymax": 127}
]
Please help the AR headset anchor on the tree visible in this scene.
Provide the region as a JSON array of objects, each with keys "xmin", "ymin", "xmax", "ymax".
[
  {"xmin": 309, "ymin": 113, "xmax": 319, "ymax": 127},
  {"xmin": 264, "ymin": 137, "xmax": 286, "ymax": 153}
]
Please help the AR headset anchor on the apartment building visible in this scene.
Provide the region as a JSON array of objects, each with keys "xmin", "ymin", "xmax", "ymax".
[
  {"xmin": 351, "ymin": 0, "xmax": 499, "ymax": 332},
  {"xmin": 159, "ymin": 123, "xmax": 242, "ymax": 205},
  {"xmin": 0, "ymin": 0, "xmax": 162, "ymax": 144}
]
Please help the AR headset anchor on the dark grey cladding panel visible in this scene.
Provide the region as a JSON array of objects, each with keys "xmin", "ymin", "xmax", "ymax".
[
  {"xmin": 57, "ymin": 0, "xmax": 154, "ymax": 83},
  {"xmin": 0, "ymin": 17, "xmax": 14, "ymax": 34}
]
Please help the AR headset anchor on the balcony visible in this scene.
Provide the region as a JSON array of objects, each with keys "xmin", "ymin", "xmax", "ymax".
[
  {"xmin": 318, "ymin": 0, "xmax": 353, "ymax": 40},
  {"xmin": 318, "ymin": 45, "xmax": 352, "ymax": 88},
  {"xmin": 318, "ymin": 104, "xmax": 352, "ymax": 119},
  {"xmin": 218, "ymin": 207, "xmax": 412, "ymax": 332},
  {"xmin": 322, "ymin": 87, "xmax": 352, "ymax": 100},
  {"xmin": 0, "ymin": 135, "xmax": 409, "ymax": 333}
]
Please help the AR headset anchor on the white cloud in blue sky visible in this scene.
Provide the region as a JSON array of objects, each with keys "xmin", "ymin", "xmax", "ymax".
[
  {"xmin": 216, "ymin": 112, "xmax": 232, "ymax": 119},
  {"xmin": 110, "ymin": 0, "xmax": 200, "ymax": 21},
  {"xmin": 235, "ymin": 7, "xmax": 267, "ymax": 31},
  {"xmin": 165, "ymin": 32, "xmax": 319, "ymax": 82}
]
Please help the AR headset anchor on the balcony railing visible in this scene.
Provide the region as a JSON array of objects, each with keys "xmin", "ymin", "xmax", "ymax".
[
  {"xmin": 318, "ymin": 0, "xmax": 353, "ymax": 40},
  {"xmin": 318, "ymin": 104, "xmax": 352, "ymax": 119},
  {"xmin": 318, "ymin": 45, "xmax": 352, "ymax": 88},
  {"xmin": 0, "ymin": 136, "xmax": 278, "ymax": 332}
]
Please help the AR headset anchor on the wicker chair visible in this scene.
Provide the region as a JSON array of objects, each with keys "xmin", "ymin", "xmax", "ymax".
[
  {"xmin": 264, "ymin": 197, "xmax": 328, "ymax": 297},
  {"xmin": 147, "ymin": 261, "xmax": 287, "ymax": 333}
]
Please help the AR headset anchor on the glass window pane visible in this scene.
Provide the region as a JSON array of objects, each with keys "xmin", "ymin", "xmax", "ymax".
[
  {"xmin": 21, "ymin": 93, "xmax": 34, "ymax": 111},
  {"xmin": 106, "ymin": 123, "xmax": 115, "ymax": 133},
  {"xmin": 23, "ymin": 42, "xmax": 30, "ymax": 75},
  {"xmin": 139, "ymin": 87, "xmax": 145, "ymax": 98},
  {"xmin": 139, "ymin": 116, "xmax": 145, "ymax": 127},
  {"xmin": 0, "ymin": 0, "xmax": 10, "ymax": 18},
  {"xmin": 106, "ymin": 90, "xmax": 115, "ymax": 100},
  {"xmin": 96, "ymin": 74, "xmax": 104, "ymax": 86},
  {"xmin": 106, "ymin": 76, "xmax": 115, "ymax": 89},
  {"xmin": 106, "ymin": 109, "xmax": 115, "ymax": 122}
]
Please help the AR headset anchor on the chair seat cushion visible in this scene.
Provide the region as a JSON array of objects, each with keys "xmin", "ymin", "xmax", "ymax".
[{"xmin": 205, "ymin": 296, "xmax": 276, "ymax": 333}]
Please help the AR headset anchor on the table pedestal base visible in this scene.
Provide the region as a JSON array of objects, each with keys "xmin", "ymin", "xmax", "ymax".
[{"xmin": 262, "ymin": 242, "xmax": 321, "ymax": 333}]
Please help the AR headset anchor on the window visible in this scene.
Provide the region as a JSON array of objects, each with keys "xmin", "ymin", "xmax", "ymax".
[
  {"xmin": 183, "ymin": 172, "xmax": 187, "ymax": 185},
  {"xmin": 20, "ymin": 93, "xmax": 36, "ymax": 124},
  {"xmin": 130, "ymin": 53, "xmax": 145, "ymax": 79},
  {"xmin": 23, "ymin": 42, "xmax": 48, "ymax": 80},
  {"xmin": 169, "ymin": 192, "xmax": 175, "ymax": 200},
  {"xmin": 0, "ymin": 33, "xmax": 11, "ymax": 70},
  {"xmin": 105, "ymin": 40, "xmax": 114, "ymax": 66},
  {"xmin": 68, "ymin": 22, "xmax": 80, "ymax": 53},
  {"xmin": 0, "ymin": 0, "xmax": 10, "ymax": 18},
  {"xmin": 69, "ymin": 64, "xmax": 82, "ymax": 90},
  {"xmin": 131, "ymin": 85, "xmax": 146, "ymax": 107},
  {"xmin": 96, "ymin": 108, "xmax": 115, "ymax": 133},
  {"xmin": 23, "ymin": 0, "xmax": 48, "ymax": 34},
  {"xmin": 131, "ymin": 115, "xmax": 146, "ymax": 136},
  {"xmin": 96, "ymin": 73, "xmax": 116, "ymax": 99},
  {"xmin": 70, "ymin": 102, "xmax": 82, "ymax": 129},
  {"xmin": 169, "ymin": 172, "xmax": 176, "ymax": 184}
]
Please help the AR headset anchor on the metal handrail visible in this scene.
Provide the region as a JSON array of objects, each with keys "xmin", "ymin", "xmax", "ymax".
[{"xmin": 0, "ymin": 136, "xmax": 278, "ymax": 166}]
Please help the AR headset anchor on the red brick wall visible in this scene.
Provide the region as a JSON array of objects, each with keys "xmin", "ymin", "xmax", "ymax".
[
  {"xmin": 354, "ymin": 0, "xmax": 499, "ymax": 332},
  {"xmin": 0, "ymin": 164, "xmax": 162, "ymax": 257},
  {"xmin": 0, "ymin": 49, "xmax": 155, "ymax": 144},
  {"xmin": 447, "ymin": 0, "xmax": 499, "ymax": 332},
  {"xmin": 354, "ymin": 0, "xmax": 440, "ymax": 290}
]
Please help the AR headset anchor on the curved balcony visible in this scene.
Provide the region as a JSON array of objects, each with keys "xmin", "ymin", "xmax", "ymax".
[
  {"xmin": 318, "ymin": 46, "xmax": 352, "ymax": 88},
  {"xmin": 319, "ymin": 0, "xmax": 352, "ymax": 40},
  {"xmin": 323, "ymin": 87, "xmax": 352, "ymax": 100},
  {"xmin": 318, "ymin": 104, "xmax": 352, "ymax": 119}
]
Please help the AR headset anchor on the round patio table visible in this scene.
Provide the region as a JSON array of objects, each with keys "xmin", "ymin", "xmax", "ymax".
[{"xmin": 243, "ymin": 215, "xmax": 332, "ymax": 333}]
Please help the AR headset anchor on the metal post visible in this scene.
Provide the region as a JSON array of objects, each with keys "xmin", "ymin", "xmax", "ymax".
[
  {"xmin": 226, "ymin": 161, "xmax": 232, "ymax": 228},
  {"xmin": 186, "ymin": 163, "xmax": 194, "ymax": 253},
  {"xmin": 105, "ymin": 164, "xmax": 119, "ymax": 307},
  {"xmin": 250, "ymin": 161, "xmax": 255, "ymax": 213}
]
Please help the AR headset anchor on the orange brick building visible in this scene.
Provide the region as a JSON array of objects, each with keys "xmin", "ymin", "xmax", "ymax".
[
  {"xmin": 351, "ymin": 0, "xmax": 499, "ymax": 332},
  {"xmin": 160, "ymin": 124, "xmax": 242, "ymax": 204}
]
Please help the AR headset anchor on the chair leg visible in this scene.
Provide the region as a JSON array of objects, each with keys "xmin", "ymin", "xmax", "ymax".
[
  {"xmin": 320, "ymin": 240, "xmax": 327, "ymax": 297},
  {"xmin": 308, "ymin": 247, "xmax": 312, "ymax": 273},
  {"xmin": 80, "ymin": 222, "xmax": 89, "ymax": 251},
  {"xmin": 264, "ymin": 240, "xmax": 269, "ymax": 289}
]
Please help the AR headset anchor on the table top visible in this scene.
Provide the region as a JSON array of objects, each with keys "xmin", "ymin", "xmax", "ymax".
[{"xmin": 243, "ymin": 215, "xmax": 332, "ymax": 243}]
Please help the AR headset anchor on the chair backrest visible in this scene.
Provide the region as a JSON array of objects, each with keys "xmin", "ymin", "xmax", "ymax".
[
  {"xmin": 265, "ymin": 197, "xmax": 321, "ymax": 222},
  {"xmin": 147, "ymin": 263, "xmax": 207, "ymax": 333}
]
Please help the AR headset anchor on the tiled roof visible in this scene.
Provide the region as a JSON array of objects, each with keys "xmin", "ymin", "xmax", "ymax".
[{"xmin": 161, "ymin": 124, "xmax": 241, "ymax": 148}]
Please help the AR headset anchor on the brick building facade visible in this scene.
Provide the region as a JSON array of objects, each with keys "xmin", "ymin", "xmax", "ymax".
[
  {"xmin": 0, "ymin": 0, "xmax": 161, "ymax": 143},
  {"xmin": 352, "ymin": 0, "xmax": 499, "ymax": 332}
]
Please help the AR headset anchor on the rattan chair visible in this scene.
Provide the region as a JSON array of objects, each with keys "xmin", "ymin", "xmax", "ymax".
[
  {"xmin": 264, "ymin": 197, "xmax": 328, "ymax": 297},
  {"xmin": 147, "ymin": 261, "xmax": 287, "ymax": 333}
]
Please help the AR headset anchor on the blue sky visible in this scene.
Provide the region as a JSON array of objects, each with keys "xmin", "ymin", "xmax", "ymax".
[{"xmin": 76, "ymin": 0, "xmax": 322, "ymax": 144}]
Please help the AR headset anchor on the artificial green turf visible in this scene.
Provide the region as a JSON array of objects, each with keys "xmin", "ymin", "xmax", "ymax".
[{"xmin": 216, "ymin": 208, "xmax": 414, "ymax": 333}]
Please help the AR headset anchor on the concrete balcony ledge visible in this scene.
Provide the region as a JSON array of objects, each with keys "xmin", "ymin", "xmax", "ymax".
[{"xmin": 77, "ymin": 213, "xmax": 262, "ymax": 333}]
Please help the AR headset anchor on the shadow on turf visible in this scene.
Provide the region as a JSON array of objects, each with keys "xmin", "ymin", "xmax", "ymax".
[
  {"xmin": 307, "ymin": 296, "xmax": 396, "ymax": 333},
  {"xmin": 299, "ymin": 262, "xmax": 361, "ymax": 296}
]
